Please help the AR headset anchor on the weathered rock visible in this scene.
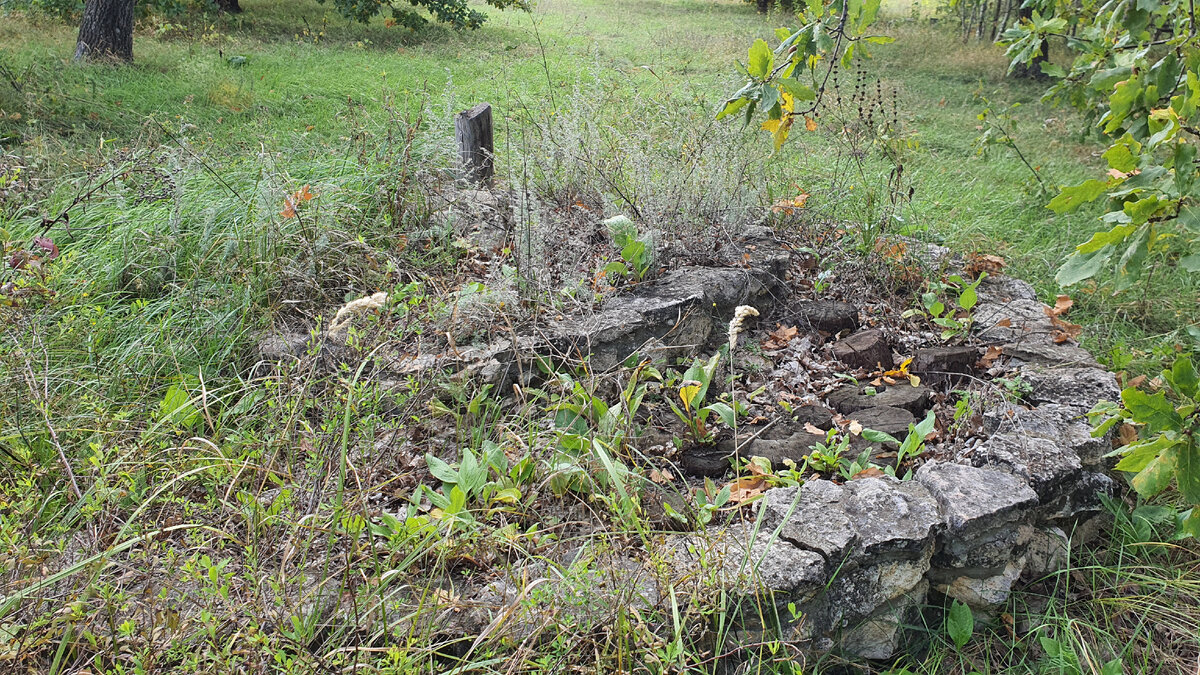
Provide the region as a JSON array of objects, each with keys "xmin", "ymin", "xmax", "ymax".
[
  {"xmin": 1023, "ymin": 526, "xmax": 1069, "ymax": 579},
  {"xmin": 1001, "ymin": 340, "xmax": 1098, "ymax": 367},
  {"xmin": 761, "ymin": 482, "xmax": 857, "ymax": 561},
  {"xmin": 849, "ymin": 406, "xmax": 914, "ymax": 438},
  {"xmin": 795, "ymin": 300, "xmax": 859, "ymax": 333},
  {"xmin": 936, "ymin": 560, "xmax": 1023, "ymax": 609},
  {"xmin": 839, "ymin": 580, "xmax": 929, "ymax": 660},
  {"xmin": 828, "ymin": 382, "xmax": 931, "ymax": 415},
  {"xmin": 1020, "ymin": 365, "xmax": 1121, "ymax": 412},
  {"xmin": 916, "ymin": 461, "xmax": 1039, "ymax": 536},
  {"xmin": 832, "ymin": 329, "xmax": 892, "ymax": 370},
  {"xmin": 721, "ymin": 407, "xmax": 835, "ymax": 468},
  {"xmin": 912, "ymin": 346, "xmax": 978, "ymax": 375},
  {"xmin": 976, "ymin": 274, "xmax": 1038, "ymax": 304},
  {"xmin": 973, "ymin": 299, "xmax": 1054, "ymax": 343},
  {"xmin": 842, "ymin": 477, "xmax": 941, "ymax": 559},
  {"xmin": 551, "ymin": 264, "xmax": 781, "ymax": 372},
  {"xmin": 680, "ymin": 444, "xmax": 733, "ymax": 477},
  {"xmin": 984, "ymin": 403, "xmax": 1111, "ymax": 470},
  {"xmin": 961, "ymin": 432, "xmax": 1082, "ymax": 500}
]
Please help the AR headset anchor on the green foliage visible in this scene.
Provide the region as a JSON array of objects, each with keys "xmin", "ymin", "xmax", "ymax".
[
  {"xmin": 718, "ymin": 0, "xmax": 883, "ymax": 148},
  {"xmin": 667, "ymin": 351, "xmax": 744, "ymax": 444},
  {"xmin": 1002, "ymin": 0, "xmax": 1200, "ymax": 291},
  {"xmin": 861, "ymin": 410, "xmax": 937, "ymax": 479},
  {"xmin": 1090, "ymin": 355, "xmax": 1200, "ymax": 538},
  {"xmin": 317, "ymin": 0, "xmax": 525, "ymax": 29},
  {"xmin": 602, "ymin": 215, "xmax": 654, "ymax": 282},
  {"xmin": 945, "ymin": 599, "xmax": 974, "ymax": 649},
  {"xmin": 901, "ymin": 273, "xmax": 985, "ymax": 340}
]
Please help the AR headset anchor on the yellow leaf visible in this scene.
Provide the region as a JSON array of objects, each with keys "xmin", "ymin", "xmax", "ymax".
[
  {"xmin": 680, "ymin": 385, "xmax": 700, "ymax": 412},
  {"xmin": 805, "ymin": 117, "xmax": 818, "ymax": 132},
  {"xmin": 909, "ymin": 373, "xmax": 921, "ymax": 387}
]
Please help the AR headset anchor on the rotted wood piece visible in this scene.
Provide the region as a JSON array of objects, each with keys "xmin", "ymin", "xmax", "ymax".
[
  {"xmin": 828, "ymin": 382, "xmax": 931, "ymax": 415},
  {"xmin": 796, "ymin": 300, "xmax": 860, "ymax": 334},
  {"xmin": 912, "ymin": 346, "xmax": 978, "ymax": 375},
  {"xmin": 455, "ymin": 103, "xmax": 494, "ymax": 187},
  {"xmin": 832, "ymin": 329, "xmax": 892, "ymax": 370}
]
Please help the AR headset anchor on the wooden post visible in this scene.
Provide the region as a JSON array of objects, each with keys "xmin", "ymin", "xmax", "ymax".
[{"xmin": 455, "ymin": 103, "xmax": 494, "ymax": 187}]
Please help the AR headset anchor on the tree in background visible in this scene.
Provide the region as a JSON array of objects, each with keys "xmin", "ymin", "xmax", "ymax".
[
  {"xmin": 318, "ymin": 0, "xmax": 526, "ymax": 30},
  {"xmin": 73, "ymin": 0, "xmax": 134, "ymax": 62}
]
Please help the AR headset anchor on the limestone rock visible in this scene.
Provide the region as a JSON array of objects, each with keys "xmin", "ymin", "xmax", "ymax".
[
  {"xmin": 1020, "ymin": 365, "xmax": 1121, "ymax": 412},
  {"xmin": 962, "ymin": 432, "xmax": 1082, "ymax": 500},
  {"xmin": 828, "ymin": 382, "xmax": 931, "ymax": 415},
  {"xmin": 915, "ymin": 461, "xmax": 1038, "ymax": 536}
]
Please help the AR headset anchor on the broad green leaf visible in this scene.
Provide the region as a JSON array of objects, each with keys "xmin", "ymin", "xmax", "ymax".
[
  {"xmin": 946, "ymin": 599, "xmax": 973, "ymax": 648},
  {"xmin": 1123, "ymin": 196, "xmax": 1162, "ymax": 225},
  {"xmin": 716, "ymin": 97, "xmax": 749, "ymax": 121},
  {"xmin": 1131, "ymin": 444, "xmax": 1178, "ymax": 497},
  {"xmin": 1040, "ymin": 62, "xmax": 1066, "ymax": 78},
  {"xmin": 862, "ymin": 428, "xmax": 900, "ymax": 444},
  {"xmin": 748, "ymin": 39, "xmax": 773, "ymax": 80},
  {"xmin": 1048, "ymin": 179, "xmax": 1109, "ymax": 213},
  {"xmin": 1103, "ymin": 136, "xmax": 1141, "ymax": 173},
  {"xmin": 158, "ymin": 384, "xmax": 201, "ymax": 430},
  {"xmin": 1121, "ymin": 387, "xmax": 1184, "ymax": 431},
  {"xmin": 1076, "ymin": 223, "xmax": 1136, "ymax": 254},
  {"xmin": 1179, "ymin": 508, "xmax": 1200, "ymax": 539},
  {"xmin": 1177, "ymin": 440, "xmax": 1200, "ymax": 504},
  {"xmin": 706, "ymin": 402, "xmax": 737, "ymax": 429},
  {"xmin": 1181, "ymin": 253, "xmax": 1200, "ymax": 272},
  {"xmin": 1178, "ymin": 202, "xmax": 1200, "ymax": 233},
  {"xmin": 1165, "ymin": 356, "xmax": 1199, "ymax": 398},
  {"xmin": 1056, "ymin": 248, "xmax": 1111, "ymax": 286},
  {"xmin": 778, "ymin": 78, "xmax": 817, "ymax": 101},
  {"xmin": 425, "ymin": 453, "xmax": 460, "ymax": 484},
  {"xmin": 1113, "ymin": 434, "xmax": 1177, "ymax": 473}
]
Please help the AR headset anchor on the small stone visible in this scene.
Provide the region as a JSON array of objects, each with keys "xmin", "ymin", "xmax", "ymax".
[
  {"xmin": 828, "ymin": 382, "xmax": 931, "ymax": 415},
  {"xmin": 796, "ymin": 300, "xmax": 859, "ymax": 333},
  {"xmin": 832, "ymin": 329, "xmax": 892, "ymax": 370},
  {"xmin": 1023, "ymin": 526, "xmax": 1069, "ymax": 578},
  {"xmin": 937, "ymin": 560, "xmax": 1023, "ymax": 609}
]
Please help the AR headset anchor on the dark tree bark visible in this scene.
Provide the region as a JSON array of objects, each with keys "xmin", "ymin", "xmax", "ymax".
[
  {"xmin": 74, "ymin": 0, "xmax": 134, "ymax": 63},
  {"xmin": 217, "ymin": 0, "xmax": 243, "ymax": 13},
  {"xmin": 756, "ymin": 0, "xmax": 769, "ymax": 13}
]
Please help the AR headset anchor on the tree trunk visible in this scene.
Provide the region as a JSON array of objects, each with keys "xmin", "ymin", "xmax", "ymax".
[
  {"xmin": 74, "ymin": 0, "xmax": 134, "ymax": 63},
  {"xmin": 217, "ymin": 0, "xmax": 243, "ymax": 13},
  {"xmin": 756, "ymin": 0, "xmax": 769, "ymax": 13}
]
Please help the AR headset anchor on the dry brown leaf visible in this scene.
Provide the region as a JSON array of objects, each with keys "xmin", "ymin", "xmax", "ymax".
[
  {"xmin": 848, "ymin": 420, "xmax": 863, "ymax": 436},
  {"xmin": 1126, "ymin": 374, "xmax": 1147, "ymax": 389},
  {"xmin": 1050, "ymin": 315, "xmax": 1083, "ymax": 343},
  {"xmin": 804, "ymin": 422, "xmax": 826, "ymax": 436},
  {"xmin": 851, "ymin": 467, "xmax": 886, "ymax": 479},
  {"xmin": 1045, "ymin": 295, "xmax": 1074, "ymax": 317},
  {"xmin": 965, "ymin": 253, "xmax": 1006, "ymax": 278},
  {"xmin": 763, "ymin": 324, "xmax": 799, "ymax": 350},
  {"xmin": 649, "ymin": 468, "xmax": 674, "ymax": 485},
  {"xmin": 980, "ymin": 345, "xmax": 1003, "ymax": 366},
  {"xmin": 1117, "ymin": 423, "xmax": 1139, "ymax": 447},
  {"xmin": 725, "ymin": 476, "xmax": 767, "ymax": 504}
]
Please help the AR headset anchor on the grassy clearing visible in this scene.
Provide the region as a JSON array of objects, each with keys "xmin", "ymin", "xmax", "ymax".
[{"xmin": 1, "ymin": 0, "xmax": 1198, "ymax": 672}]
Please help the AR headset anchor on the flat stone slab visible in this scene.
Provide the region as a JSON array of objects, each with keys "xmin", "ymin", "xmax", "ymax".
[
  {"xmin": 961, "ymin": 432, "xmax": 1082, "ymax": 500},
  {"xmin": 828, "ymin": 382, "xmax": 931, "ymax": 415},
  {"xmin": 1020, "ymin": 365, "xmax": 1120, "ymax": 412},
  {"xmin": 916, "ymin": 461, "xmax": 1038, "ymax": 536}
]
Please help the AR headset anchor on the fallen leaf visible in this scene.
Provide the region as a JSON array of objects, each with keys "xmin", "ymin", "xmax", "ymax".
[
  {"xmin": 851, "ymin": 467, "xmax": 886, "ymax": 479},
  {"xmin": 805, "ymin": 116, "xmax": 818, "ymax": 132},
  {"xmin": 980, "ymin": 345, "xmax": 1003, "ymax": 366},
  {"xmin": 1050, "ymin": 315, "xmax": 1082, "ymax": 343},
  {"xmin": 763, "ymin": 324, "xmax": 799, "ymax": 350},
  {"xmin": 649, "ymin": 468, "xmax": 674, "ymax": 485},
  {"xmin": 997, "ymin": 318, "xmax": 1012, "ymax": 327},
  {"xmin": 1117, "ymin": 423, "xmax": 1138, "ymax": 447},
  {"xmin": 1126, "ymin": 374, "xmax": 1147, "ymax": 389},
  {"xmin": 965, "ymin": 253, "xmax": 1006, "ymax": 278},
  {"xmin": 803, "ymin": 422, "xmax": 825, "ymax": 436},
  {"xmin": 1045, "ymin": 295, "xmax": 1074, "ymax": 317},
  {"xmin": 848, "ymin": 420, "xmax": 863, "ymax": 436},
  {"xmin": 725, "ymin": 475, "xmax": 767, "ymax": 504}
]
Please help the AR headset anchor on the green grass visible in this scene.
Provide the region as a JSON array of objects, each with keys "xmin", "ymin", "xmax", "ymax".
[{"xmin": 1, "ymin": 0, "xmax": 1198, "ymax": 672}]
